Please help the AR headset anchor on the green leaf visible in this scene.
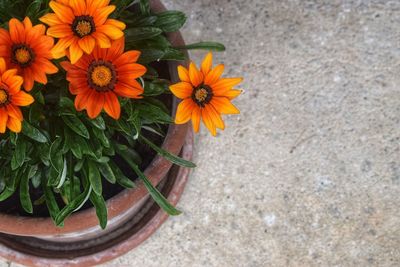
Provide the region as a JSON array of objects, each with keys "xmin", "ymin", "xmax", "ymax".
[
  {"xmin": 98, "ymin": 162, "xmax": 116, "ymax": 184},
  {"xmin": 132, "ymin": 164, "xmax": 181, "ymax": 216},
  {"xmin": 176, "ymin": 41, "xmax": 226, "ymax": 52},
  {"xmin": 25, "ymin": 0, "xmax": 43, "ymax": 21},
  {"xmin": 109, "ymin": 161, "xmax": 135, "ymax": 188},
  {"xmin": 137, "ymin": 102, "xmax": 173, "ymax": 124},
  {"xmin": 55, "ymin": 185, "xmax": 91, "ymax": 226},
  {"xmin": 137, "ymin": 49, "xmax": 165, "ymax": 63},
  {"xmin": 87, "ymin": 160, "xmax": 102, "ymax": 195},
  {"xmin": 89, "ymin": 191, "xmax": 108, "ymax": 229},
  {"xmin": 20, "ymin": 170, "xmax": 33, "ymax": 214},
  {"xmin": 22, "ymin": 121, "xmax": 48, "ymax": 143},
  {"xmin": 88, "ymin": 116, "xmax": 106, "ymax": 130},
  {"xmin": 143, "ymin": 81, "xmax": 168, "ymax": 96},
  {"xmin": 62, "ymin": 115, "xmax": 90, "ymax": 139},
  {"xmin": 141, "ymin": 136, "xmax": 196, "ymax": 168},
  {"xmin": 43, "ymin": 184, "xmax": 62, "ymax": 225},
  {"xmin": 139, "ymin": 0, "xmax": 150, "ymax": 15},
  {"xmin": 125, "ymin": 27, "xmax": 162, "ymax": 42},
  {"xmin": 155, "ymin": 11, "xmax": 186, "ymax": 32},
  {"xmin": 11, "ymin": 138, "xmax": 26, "ymax": 170}
]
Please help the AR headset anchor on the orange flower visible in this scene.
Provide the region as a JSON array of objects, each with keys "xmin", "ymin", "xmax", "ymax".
[
  {"xmin": 170, "ymin": 52, "xmax": 242, "ymax": 136},
  {"xmin": 40, "ymin": 0, "xmax": 126, "ymax": 64},
  {"xmin": 0, "ymin": 17, "xmax": 58, "ymax": 91},
  {"xmin": 0, "ymin": 58, "xmax": 34, "ymax": 133},
  {"xmin": 61, "ymin": 38, "xmax": 146, "ymax": 119}
]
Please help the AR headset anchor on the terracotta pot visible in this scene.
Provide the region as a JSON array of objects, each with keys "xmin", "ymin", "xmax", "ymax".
[{"xmin": 0, "ymin": 0, "xmax": 193, "ymax": 266}]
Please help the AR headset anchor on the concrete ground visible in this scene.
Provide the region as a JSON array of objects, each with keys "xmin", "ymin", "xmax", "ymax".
[{"xmin": 3, "ymin": 0, "xmax": 400, "ymax": 266}]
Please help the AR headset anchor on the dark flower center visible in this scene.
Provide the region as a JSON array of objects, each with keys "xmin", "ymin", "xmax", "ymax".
[
  {"xmin": 87, "ymin": 60, "xmax": 117, "ymax": 92},
  {"xmin": 12, "ymin": 44, "xmax": 35, "ymax": 67},
  {"xmin": 192, "ymin": 85, "xmax": 213, "ymax": 107},
  {"xmin": 72, "ymin": 16, "xmax": 96, "ymax": 37},
  {"xmin": 0, "ymin": 88, "xmax": 10, "ymax": 107}
]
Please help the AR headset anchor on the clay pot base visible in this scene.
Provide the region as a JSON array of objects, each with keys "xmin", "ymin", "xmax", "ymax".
[{"xmin": 0, "ymin": 129, "xmax": 193, "ymax": 267}]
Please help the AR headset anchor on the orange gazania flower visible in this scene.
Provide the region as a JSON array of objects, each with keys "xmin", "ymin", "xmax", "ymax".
[
  {"xmin": 0, "ymin": 58, "xmax": 34, "ymax": 133},
  {"xmin": 40, "ymin": 0, "xmax": 126, "ymax": 64},
  {"xmin": 61, "ymin": 37, "xmax": 146, "ymax": 119},
  {"xmin": 0, "ymin": 17, "xmax": 58, "ymax": 91},
  {"xmin": 170, "ymin": 52, "xmax": 242, "ymax": 136}
]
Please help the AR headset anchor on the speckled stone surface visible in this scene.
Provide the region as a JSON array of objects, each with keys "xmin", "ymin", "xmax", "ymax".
[{"xmin": 2, "ymin": 0, "xmax": 400, "ymax": 266}]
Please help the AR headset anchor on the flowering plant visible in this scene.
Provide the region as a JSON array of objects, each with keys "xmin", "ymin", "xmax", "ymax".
[{"xmin": 0, "ymin": 0, "xmax": 242, "ymax": 228}]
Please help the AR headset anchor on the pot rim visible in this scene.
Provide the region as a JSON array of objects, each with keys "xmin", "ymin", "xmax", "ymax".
[{"xmin": 0, "ymin": 1, "xmax": 189, "ymax": 236}]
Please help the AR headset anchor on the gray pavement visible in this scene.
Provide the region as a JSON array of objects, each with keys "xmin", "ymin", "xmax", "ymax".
[{"xmin": 3, "ymin": 0, "xmax": 400, "ymax": 266}]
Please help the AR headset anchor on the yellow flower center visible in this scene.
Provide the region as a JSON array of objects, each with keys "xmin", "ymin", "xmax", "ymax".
[
  {"xmin": 91, "ymin": 66, "xmax": 113, "ymax": 87},
  {"xmin": 195, "ymin": 88, "xmax": 208, "ymax": 102},
  {"xmin": 12, "ymin": 45, "xmax": 35, "ymax": 67},
  {"xmin": 76, "ymin": 21, "xmax": 92, "ymax": 37},
  {"xmin": 72, "ymin": 16, "xmax": 95, "ymax": 37},
  {"xmin": 0, "ymin": 89, "xmax": 9, "ymax": 105},
  {"xmin": 192, "ymin": 85, "xmax": 213, "ymax": 107},
  {"xmin": 15, "ymin": 48, "xmax": 31, "ymax": 64}
]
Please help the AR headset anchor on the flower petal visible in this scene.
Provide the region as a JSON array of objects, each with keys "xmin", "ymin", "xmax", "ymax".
[
  {"xmin": 169, "ymin": 82, "xmax": 193, "ymax": 99},
  {"xmin": 117, "ymin": 63, "xmax": 146, "ymax": 77},
  {"xmin": 211, "ymin": 77, "xmax": 243, "ymax": 95},
  {"xmin": 204, "ymin": 64, "xmax": 224, "ymax": 86},
  {"xmin": 49, "ymin": 1, "xmax": 75, "ymax": 24},
  {"xmin": 97, "ymin": 24, "xmax": 124, "ymax": 40},
  {"xmin": 47, "ymin": 24, "xmax": 74, "ymax": 38},
  {"xmin": 189, "ymin": 62, "xmax": 203, "ymax": 87},
  {"xmin": 94, "ymin": 6, "xmax": 116, "ymax": 25},
  {"xmin": 6, "ymin": 104, "xmax": 22, "ymax": 120},
  {"xmin": 201, "ymin": 52, "xmax": 213, "ymax": 76},
  {"xmin": 92, "ymin": 32, "xmax": 111, "ymax": 48},
  {"xmin": 9, "ymin": 18, "xmax": 25, "ymax": 43},
  {"xmin": 69, "ymin": 0, "xmax": 86, "ymax": 16},
  {"xmin": 191, "ymin": 105, "xmax": 201, "ymax": 133},
  {"xmin": 113, "ymin": 50, "xmax": 141, "ymax": 66},
  {"xmin": 103, "ymin": 92, "xmax": 120, "ymax": 119},
  {"xmin": 177, "ymin": 65, "xmax": 190, "ymax": 83},
  {"xmin": 175, "ymin": 98, "xmax": 194, "ymax": 124},
  {"xmin": 40, "ymin": 13, "xmax": 63, "ymax": 26},
  {"xmin": 6, "ymin": 116, "xmax": 22, "ymax": 133},
  {"xmin": 86, "ymin": 90, "xmax": 104, "ymax": 118},
  {"xmin": 0, "ymin": 108, "xmax": 7, "ymax": 133},
  {"xmin": 11, "ymin": 91, "xmax": 34, "ymax": 106},
  {"xmin": 114, "ymin": 82, "xmax": 143, "ymax": 98},
  {"xmin": 224, "ymin": 89, "xmax": 242, "ymax": 100},
  {"xmin": 201, "ymin": 107, "xmax": 217, "ymax": 136},
  {"xmin": 0, "ymin": 58, "xmax": 6, "ymax": 74},
  {"xmin": 51, "ymin": 36, "xmax": 75, "ymax": 58},
  {"xmin": 69, "ymin": 40, "xmax": 84, "ymax": 64},
  {"xmin": 204, "ymin": 104, "xmax": 225, "ymax": 130},
  {"xmin": 210, "ymin": 96, "xmax": 240, "ymax": 114},
  {"xmin": 74, "ymin": 89, "xmax": 91, "ymax": 111},
  {"xmin": 104, "ymin": 19, "xmax": 126, "ymax": 30},
  {"xmin": 78, "ymin": 36, "xmax": 96, "ymax": 54}
]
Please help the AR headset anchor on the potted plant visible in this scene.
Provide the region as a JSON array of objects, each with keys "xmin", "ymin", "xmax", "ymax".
[{"xmin": 0, "ymin": 0, "xmax": 242, "ymax": 266}]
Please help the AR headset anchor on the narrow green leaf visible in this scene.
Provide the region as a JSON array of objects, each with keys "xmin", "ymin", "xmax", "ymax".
[
  {"xmin": 139, "ymin": 0, "xmax": 150, "ymax": 15},
  {"xmin": 12, "ymin": 138, "xmax": 26, "ymax": 169},
  {"xmin": 89, "ymin": 191, "xmax": 108, "ymax": 229},
  {"xmin": 22, "ymin": 121, "xmax": 48, "ymax": 143},
  {"xmin": 98, "ymin": 162, "xmax": 116, "ymax": 184},
  {"xmin": 109, "ymin": 161, "xmax": 135, "ymax": 188},
  {"xmin": 132, "ymin": 164, "xmax": 181, "ymax": 216},
  {"xmin": 87, "ymin": 160, "xmax": 102, "ymax": 195},
  {"xmin": 176, "ymin": 41, "xmax": 226, "ymax": 51},
  {"xmin": 43, "ymin": 184, "xmax": 61, "ymax": 225},
  {"xmin": 55, "ymin": 185, "xmax": 91, "ymax": 226},
  {"xmin": 125, "ymin": 27, "xmax": 162, "ymax": 42},
  {"xmin": 20, "ymin": 171, "xmax": 33, "ymax": 214},
  {"xmin": 62, "ymin": 115, "xmax": 90, "ymax": 139},
  {"xmin": 155, "ymin": 11, "xmax": 186, "ymax": 32},
  {"xmin": 141, "ymin": 136, "xmax": 196, "ymax": 168}
]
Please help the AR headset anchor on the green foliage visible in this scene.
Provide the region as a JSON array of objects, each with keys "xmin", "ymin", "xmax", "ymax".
[{"xmin": 0, "ymin": 0, "xmax": 226, "ymax": 228}]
